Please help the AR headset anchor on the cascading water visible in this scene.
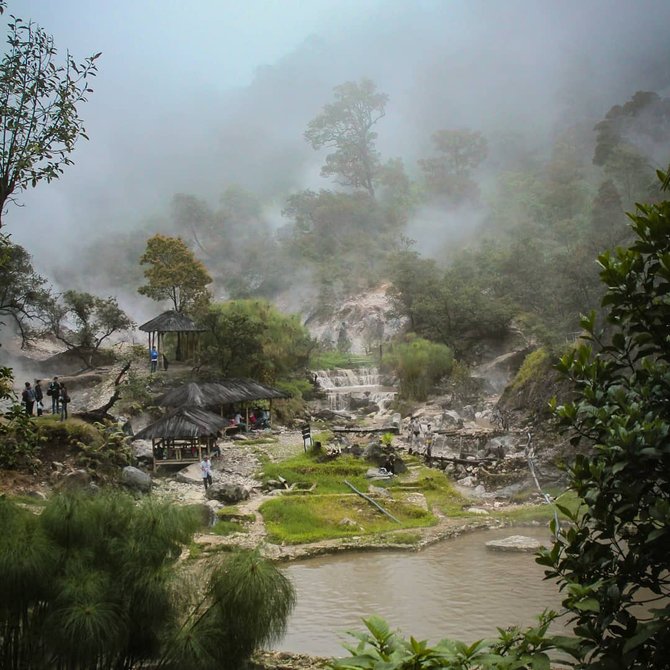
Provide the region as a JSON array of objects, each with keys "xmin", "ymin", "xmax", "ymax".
[{"xmin": 313, "ymin": 367, "xmax": 396, "ymax": 415}]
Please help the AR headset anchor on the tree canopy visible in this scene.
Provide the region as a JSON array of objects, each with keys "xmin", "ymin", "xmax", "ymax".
[
  {"xmin": 138, "ymin": 234, "xmax": 212, "ymax": 313},
  {"xmin": 47, "ymin": 289, "xmax": 134, "ymax": 367},
  {"xmin": 0, "ymin": 10, "xmax": 100, "ymax": 228},
  {"xmin": 304, "ymin": 78, "xmax": 388, "ymax": 197}
]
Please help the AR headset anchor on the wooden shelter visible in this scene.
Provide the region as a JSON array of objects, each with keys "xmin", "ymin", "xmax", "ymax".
[
  {"xmin": 132, "ymin": 406, "xmax": 228, "ymax": 470},
  {"xmin": 138, "ymin": 310, "xmax": 205, "ymax": 367},
  {"xmin": 154, "ymin": 378, "xmax": 288, "ymax": 429}
]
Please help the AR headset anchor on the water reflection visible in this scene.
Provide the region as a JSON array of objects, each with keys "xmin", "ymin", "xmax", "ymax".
[{"xmin": 277, "ymin": 526, "xmax": 562, "ymax": 656}]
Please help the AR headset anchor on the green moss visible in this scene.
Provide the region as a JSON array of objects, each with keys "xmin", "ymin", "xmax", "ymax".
[{"xmin": 510, "ymin": 348, "xmax": 550, "ymax": 391}]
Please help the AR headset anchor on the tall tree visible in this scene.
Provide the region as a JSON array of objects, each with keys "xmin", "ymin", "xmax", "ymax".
[
  {"xmin": 138, "ymin": 234, "xmax": 212, "ymax": 313},
  {"xmin": 304, "ymin": 78, "xmax": 388, "ymax": 197},
  {"xmin": 419, "ymin": 129, "xmax": 487, "ymax": 205},
  {"xmin": 48, "ymin": 290, "xmax": 134, "ymax": 368},
  {"xmin": 0, "ymin": 8, "xmax": 100, "ymax": 229}
]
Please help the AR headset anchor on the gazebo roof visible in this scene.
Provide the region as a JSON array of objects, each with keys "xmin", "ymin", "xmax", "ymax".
[
  {"xmin": 132, "ymin": 406, "xmax": 228, "ymax": 440},
  {"xmin": 154, "ymin": 379, "xmax": 289, "ymax": 408},
  {"xmin": 139, "ymin": 310, "xmax": 205, "ymax": 333}
]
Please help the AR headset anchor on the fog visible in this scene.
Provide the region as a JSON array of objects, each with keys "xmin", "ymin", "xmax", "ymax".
[{"xmin": 5, "ymin": 0, "xmax": 670, "ymax": 279}]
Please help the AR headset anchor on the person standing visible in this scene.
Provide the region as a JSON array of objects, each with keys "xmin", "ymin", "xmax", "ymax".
[
  {"xmin": 59, "ymin": 384, "xmax": 71, "ymax": 421},
  {"xmin": 21, "ymin": 382, "xmax": 35, "ymax": 416},
  {"xmin": 34, "ymin": 379, "xmax": 44, "ymax": 416},
  {"xmin": 48, "ymin": 377, "xmax": 60, "ymax": 415},
  {"xmin": 200, "ymin": 455, "xmax": 213, "ymax": 490},
  {"xmin": 150, "ymin": 346, "xmax": 159, "ymax": 373}
]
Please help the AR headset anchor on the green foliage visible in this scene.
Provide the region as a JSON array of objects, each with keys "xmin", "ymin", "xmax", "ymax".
[
  {"xmin": 309, "ymin": 349, "xmax": 374, "ymax": 370},
  {"xmin": 329, "ymin": 611, "xmax": 560, "ymax": 669},
  {"xmin": 305, "ymin": 78, "xmax": 388, "ymax": 197},
  {"xmin": 541, "ymin": 171, "xmax": 670, "ymax": 667},
  {"xmin": 281, "ymin": 189, "xmax": 400, "ymax": 297},
  {"xmin": 47, "ymin": 289, "xmax": 134, "ymax": 368},
  {"xmin": 199, "ymin": 299, "xmax": 313, "ymax": 382},
  {"xmin": 419, "ymin": 128, "xmax": 488, "ymax": 205},
  {"xmin": 74, "ymin": 420, "xmax": 133, "ymax": 473},
  {"xmin": 0, "ymin": 368, "xmax": 40, "ymax": 468},
  {"xmin": 138, "ymin": 233, "xmax": 212, "ymax": 313},
  {"xmin": 0, "ymin": 236, "xmax": 53, "ymax": 345},
  {"xmin": 383, "ymin": 335, "xmax": 453, "ymax": 401},
  {"xmin": 509, "ymin": 348, "xmax": 549, "ymax": 391},
  {"xmin": 0, "ymin": 493, "xmax": 295, "ymax": 670},
  {"xmin": 0, "ymin": 13, "xmax": 100, "ymax": 229}
]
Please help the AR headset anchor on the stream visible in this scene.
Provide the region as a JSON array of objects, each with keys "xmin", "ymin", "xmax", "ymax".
[{"xmin": 276, "ymin": 526, "xmax": 563, "ymax": 657}]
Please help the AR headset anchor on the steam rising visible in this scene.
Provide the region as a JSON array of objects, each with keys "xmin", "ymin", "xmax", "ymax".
[{"xmin": 5, "ymin": 0, "xmax": 670, "ymax": 294}]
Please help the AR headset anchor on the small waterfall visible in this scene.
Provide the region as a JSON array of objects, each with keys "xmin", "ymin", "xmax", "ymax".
[{"xmin": 313, "ymin": 367, "xmax": 396, "ymax": 414}]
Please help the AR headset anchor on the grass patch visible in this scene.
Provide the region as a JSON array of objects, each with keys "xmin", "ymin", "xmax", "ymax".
[
  {"xmin": 415, "ymin": 468, "xmax": 472, "ymax": 516},
  {"xmin": 259, "ymin": 494, "xmax": 436, "ymax": 544},
  {"xmin": 387, "ymin": 531, "xmax": 422, "ymax": 545},
  {"xmin": 211, "ymin": 519, "xmax": 249, "ymax": 536},
  {"xmin": 492, "ymin": 490, "xmax": 581, "ymax": 524},
  {"xmin": 260, "ymin": 452, "xmax": 372, "ymax": 494}
]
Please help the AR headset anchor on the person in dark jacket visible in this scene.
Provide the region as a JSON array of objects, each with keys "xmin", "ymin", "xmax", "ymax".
[
  {"xmin": 21, "ymin": 382, "xmax": 35, "ymax": 416},
  {"xmin": 48, "ymin": 377, "xmax": 60, "ymax": 414},
  {"xmin": 59, "ymin": 384, "xmax": 71, "ymax": 421},
  {"xmin": 34, "ymin": 379, "xmax": 44, "ymax": 416}
]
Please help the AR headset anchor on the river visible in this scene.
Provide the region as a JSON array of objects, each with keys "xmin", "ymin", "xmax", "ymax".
[{"xmin": 276, "ymin": 526, "xmax": 563, "ymax": 657}]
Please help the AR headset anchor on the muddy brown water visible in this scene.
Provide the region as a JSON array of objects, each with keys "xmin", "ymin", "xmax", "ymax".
[{"xmin": 276, "ymin": 526, "xmax": 564, "ymax": 657}]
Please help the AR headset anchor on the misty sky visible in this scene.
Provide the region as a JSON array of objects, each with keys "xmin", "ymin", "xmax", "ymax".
[{"xmin": 5, "ymin": 0, "xmax": 670, "ymax": 275}]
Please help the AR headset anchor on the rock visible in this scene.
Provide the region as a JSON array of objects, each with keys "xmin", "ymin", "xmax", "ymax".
[
  {"xmin": 206, "ymin": 482, "xmax": 249, "ymax": 504},
  {"xmin": 176, "ymin": 462, "xmax": 203, "ymax": 485},
  {"xmin": 473, "ymin": 484, "xmax": 487, "ymax": 496},
  {"xmin": 26, "ymin": 490, "xmax": 48, "ymax": 501},
  {"xmin": 56, "ymin": 469, "xmax": 92, "ymax": 491},
  {"xmin": 368, "ymin": 484, "xmax": 391, "ymax": 498},
  {"xmin": 485, "ymin": 535, "xmax": 546, "ymax": 552},
  {"xmin": 121, "ymin": 466, "xmax": 152, "ymax": 493},
  {"xmin": 133, "ymin": 439, "xmax": 153, "ymax": 461},
  {"xmin": 339, "ymin": 517, "xmax": 358, "ymax": 527},
  {"xmin": 466, "ymin": 506, "xmax": 489, "ymax": 515},
  {"xmin": 442, "ymin": 410, "xmax": 464, "ymax": 427},
  {"xmin": 457, "ymin": 475, "xmax": 477, "ymax": 487}
]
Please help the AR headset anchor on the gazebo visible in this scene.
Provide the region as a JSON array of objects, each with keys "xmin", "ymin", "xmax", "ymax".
[
  {"xmin": 138, "ymin": 310, "xmax": 205, "ymax": 368},
  {"xmin": 154, "ymin": 378, "xmax": 289, "ymax": 428},
  {"xmin": 132, "ymin": 406, "xmax": 228, "ymax": 470}
]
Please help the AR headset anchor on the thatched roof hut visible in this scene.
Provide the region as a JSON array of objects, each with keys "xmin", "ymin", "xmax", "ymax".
[
  {"xmin": 138, "ymin": 310, "xmax": 205, "ymax": 367},
  {"xmin": 133, "ymin": 406, "xmax": 228, "ymax": 440},
  {"xmin": 154, "ymin": 379, "xmax": 288, "ymax": 408},
  {"xmin": 139, "ymin": 311, "xmax": 205, "ymax": 334},
  {"xmin": 133, "ymin": 406, "xmax": 228, "ymax": 470}
]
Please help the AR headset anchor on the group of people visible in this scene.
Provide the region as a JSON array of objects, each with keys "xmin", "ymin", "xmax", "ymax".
[
  {"xmin": 21, "ymin": 376, "xmax": 71, "ymax": 420},
  {"xmin": 227, "ymin": 407, "xmax": 271, "ymax": 430},
  {"xmin": 408, "ymin": 417, "xmax": 433, "ymax": 459}
]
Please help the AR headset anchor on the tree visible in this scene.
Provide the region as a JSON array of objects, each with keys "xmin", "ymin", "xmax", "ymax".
[
  {"xmin": 0, "ymin": 9, "xmax": 100, "ymax": 228},
  {"xmin": 418, "ymin": 129, "xmax": 487, "ymax": 205},
  {"xmin": 0, "ymin": 235, "xmax": 53, "ymax": 345},
  {"xmin": 47, "ymin": 290, "xmax": 134, "ymax": 368},
  {"xmin": 138, "ymin": 234, "xmax": 212, "ymax": 313},
  {"xmin": 304, "ymin": 79, "xmax": 388, "ymax": 197},
  {"xmin": 0, "ymin": 491, "xmax": 295, "ymax": 669},
  {"xmin": 382, "ymin": 335, "xmax": 453, "ymax": 401},
  {"xmin": 199, "ymin": 299, "xmax": 313, "ymax": 382},
  {"xmin": 543, "ymin": 169, "xmax": 670, "ymax": 667}
]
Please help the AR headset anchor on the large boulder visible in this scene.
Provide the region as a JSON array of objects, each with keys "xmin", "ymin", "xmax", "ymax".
[
  {"xmin": 121, "ymin": 466, "xmax": 152, "ymax": 493},
  {"xmin": 206, "ymin": 482, "xmax": 250, "ymax": 504}
]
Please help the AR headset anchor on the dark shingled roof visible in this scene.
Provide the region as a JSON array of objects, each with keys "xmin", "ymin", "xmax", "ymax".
[
  {"xmin": 132, "ymin": 406, "xmax": 228, "ymax": 440},
  {"xmin": 154, "ymin": 379, "xmax": 289, "ymax": 407},
  {"xmin": 139, "ymin": 310, "xmax": 205, "ymax": 333}
]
